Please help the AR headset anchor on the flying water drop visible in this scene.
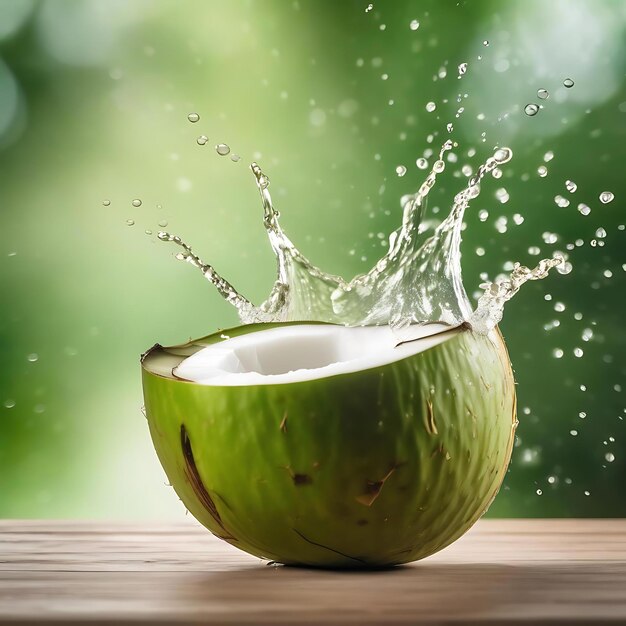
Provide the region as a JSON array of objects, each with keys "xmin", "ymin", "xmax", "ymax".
[
  {"xmin": 599, "ymin": 191, "xmax": 614, "ymax": 204},
  {"xmin": 524, "ymin": 104, "xmax": 539, "ymax": 117}
]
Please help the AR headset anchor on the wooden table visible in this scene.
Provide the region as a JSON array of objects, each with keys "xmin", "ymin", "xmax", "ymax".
[{"xmin": 1, "ymin": 520, "xmax": 625, "ymax": 625}]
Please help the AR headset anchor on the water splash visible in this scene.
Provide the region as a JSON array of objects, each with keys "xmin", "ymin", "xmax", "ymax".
[
  {"xmin": 469, "ymin": 258, "xmax": 565, "ymax": 334},
  {"xmin": 158, "ymin": 144, "xmax": 565, "ymax": 334}
]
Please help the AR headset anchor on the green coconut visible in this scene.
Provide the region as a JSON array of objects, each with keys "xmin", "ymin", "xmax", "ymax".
[{"xmin": 141, "ymin": 321, "xmax": 516, "ymax": 568}]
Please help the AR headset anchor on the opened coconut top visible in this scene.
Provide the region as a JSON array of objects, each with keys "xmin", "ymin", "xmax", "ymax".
[{"xmin": 143, "ymin": 322, "xmax": 464, "ymax": 387}]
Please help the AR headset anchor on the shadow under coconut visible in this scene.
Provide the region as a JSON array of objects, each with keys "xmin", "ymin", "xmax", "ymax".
[{"xmin": 162, "ymin": 561, "xmax": 625, "ymax": 624}]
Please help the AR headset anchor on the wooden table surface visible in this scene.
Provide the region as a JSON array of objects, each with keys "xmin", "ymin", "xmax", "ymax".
[{"xmin": 1, "ymin": 519, "xmax": 625, "ymax": 625}]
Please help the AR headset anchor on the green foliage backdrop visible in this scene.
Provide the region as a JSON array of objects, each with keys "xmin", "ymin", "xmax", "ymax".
[{"xmin": 0, "ymin": 0, "xmax": 624, "ymax": 518}]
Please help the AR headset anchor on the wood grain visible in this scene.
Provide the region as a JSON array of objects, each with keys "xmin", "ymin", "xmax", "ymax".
[{"xmin": 1, "ymin": 519, "xmax": 625, "ymax": 625}]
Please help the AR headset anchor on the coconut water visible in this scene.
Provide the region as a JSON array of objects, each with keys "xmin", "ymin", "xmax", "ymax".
[{"xmin": 157, "ymin": 143, "xmax": 567, "ymax": 334}]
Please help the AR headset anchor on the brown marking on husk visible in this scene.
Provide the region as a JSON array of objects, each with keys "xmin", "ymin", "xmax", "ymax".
[
  {"xmin": 279, "ymin": 412, "xmax": 288, "ymax": 433},
  {"xmin": 180, "ymin": 424, "xmax": 238, "ymax": 543},
  {"xmin": 355, "ymin": 466, "xmax": 397, "ymax": 507},
  {"xmin": 283, "ymin": 466, "xmax": 313, "ymax": 486},
  {"xmin": 293, "ymin": 473, "xmax": 313, "ymax": 486},
  {"xmin": 425, "ymin": 398, "xmax": 439, "ymax": 435},
  {"xmin": 293, "ymin": 528, "xmax": 367, "ymax": 565}
]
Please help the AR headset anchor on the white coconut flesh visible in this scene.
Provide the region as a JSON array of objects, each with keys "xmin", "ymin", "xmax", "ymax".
[{"xmin": 172, "ymin": 322, "xmax": 462, "ymax": 387}]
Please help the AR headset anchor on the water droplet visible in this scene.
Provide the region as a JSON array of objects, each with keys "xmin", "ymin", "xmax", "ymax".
[
  {"xmin": 495, "ymin": 188, "xmax": 509, "ymax": 204},
  {"xmin": 565, "ymin": 180, "xmax": 577, "ymax": 193},
  {"xmin": 553, "ymin": 348, "xmax": 564, "ymax": 359},
  {"xmin": 216, "ymin": 143, "xmax": 230, "ymax": 156},
  {"xmin": 230, "ymin": 154, "xmax": 241, "ymax": 162},
  {"xmin": 556, "ymin": 260, "xmax": 573, "ymax": 275},
  {"xmin": 536, "ymin": 489, "xmax": 543, "ymax": 496},
  {"xmin": 563, "ymin": 78, "xmax": 574, "ymax": 88},
  {"xmin": 483, "ymin": 40, "xmax": 489, "ymax": 47},
  {"xmin": 433, "ymin": 159, "xmax": 445, "ymax": 173},
  {"xmin": 476, "ymin": 247, "xmax": 485, "ymax": 256},
  {"xmin": 131, "ymin": 199, "xmax": 142, "ymax": 207},
  {"xmin": 554, "ymin": 301, "xmax": 565, "ymax": 312},
  {"xmin": 554, "ymin": 195, "xmax": 570, "ymax": 208},
  {"xmin": 196, "ymin": 135, "xmax": 208, "ymax": 146},
  {"xmin": 458, "ymin": 62, "xmax": 468, "ymax": 76},
  {"xmin": 544, "ymin": 151, "xmax": 554, "ymax": 162},
  {"xmin": 573, "ymin": 347, "xmax": 584, "ymax": 358},
  {"xmin": 425, "ymin": 101, "xmax": 436, "ymax": 112},
  {"xmin": 584, "ymin": 490, "xmax": 590, "ymax": 496},
  {"xmin": 478, "ymin": 210, "xmax": 489, "ymax": 222},
  {"xmin": 537, "ymin": 89, "xmax": 549, "ymax": 100},
  {"xmin": 577, "ymin": 203, "xmax": 591, "ymax": 216},
  {"xmin": 365, "ymin": 3, "xmax": 373, "ymax": 12},
  {"xmin": 409, "ymin": 19, "xmax": 420, "ymax": 30},
  {"xmin": 513, "ymin": 213, "xmax": 524, "ymax": 225},
  {"xmin": 462, "ymin": 164, "xmax": 473, "ymax": 177},
  {"xmin": 599, "ymin": 191, "xmax": 614, "ymax": 204},
  {"xmin": 416, "ymin": 158, "xmax": 429, "ymax": 170},
  {"xmin": 126, "ymin": 219, "xmax": 135, "ymax": 226},
  {"xmin": 605, "ymin": 452, "xmax": 615, "ymax": 463},
  {"xmin": 528, "ymin": 246, "xmax": 541, "ymax": 255},
  {"xmin": 187, "ymin": 112, "xmax": 200, "ymax": 123},
  {"xmin": 494, "ymin": 147, "xmax": 512, "ymax": 164},
  {"xmin": 27, "ymin": 353, "xmax": 39, "ymax": 362},
  {"xmin": 102, "ymin": 199, "xmax": 111, "ymax": 206},
  {"xmin": 524, "ymin": 103, "xmax": 539, "ymax": 117},
  {"xmin": 4, "ymin": 399, "xmax": 15, "ymax": 409},
  {"xmin": 582, "ymin": 328, "xmax": 594, "ymax": 342},
  {"xmin": 158, "ymin": 220, "xmax": 168, "ymax": 228},
  {"xmin": 145, "ymin": 229, "xmax": 152, "ymax": 235},
  {"xmin": 570, "ymin": 430, "xmax": 578, "ymax": 436},
  {"xmin": 492, "ymin": 167, "xmax": 503, "ymax": 179},
  {"xmin": 595, "ymin": 227, "xmax": 607, "ymax": 238},
  {"xmin": 395, "ymin": 165, "xmax": 407, "ymax": 177},
  {"xmin": 494, "ymin": 216, "xmax": 508, "ymax": 233},
  {"xmin": 446, "ymin": 123, "xmax": 454, "ymax": 132},
  {"xmin": 537, "ymin": 165, "xmax": 548, "ymax": 177}
]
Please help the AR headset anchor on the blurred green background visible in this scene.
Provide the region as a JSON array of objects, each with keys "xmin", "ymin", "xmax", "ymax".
[{"xmin": 0, "ymin": 0, "xmax": 624, "ymax": 519}]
